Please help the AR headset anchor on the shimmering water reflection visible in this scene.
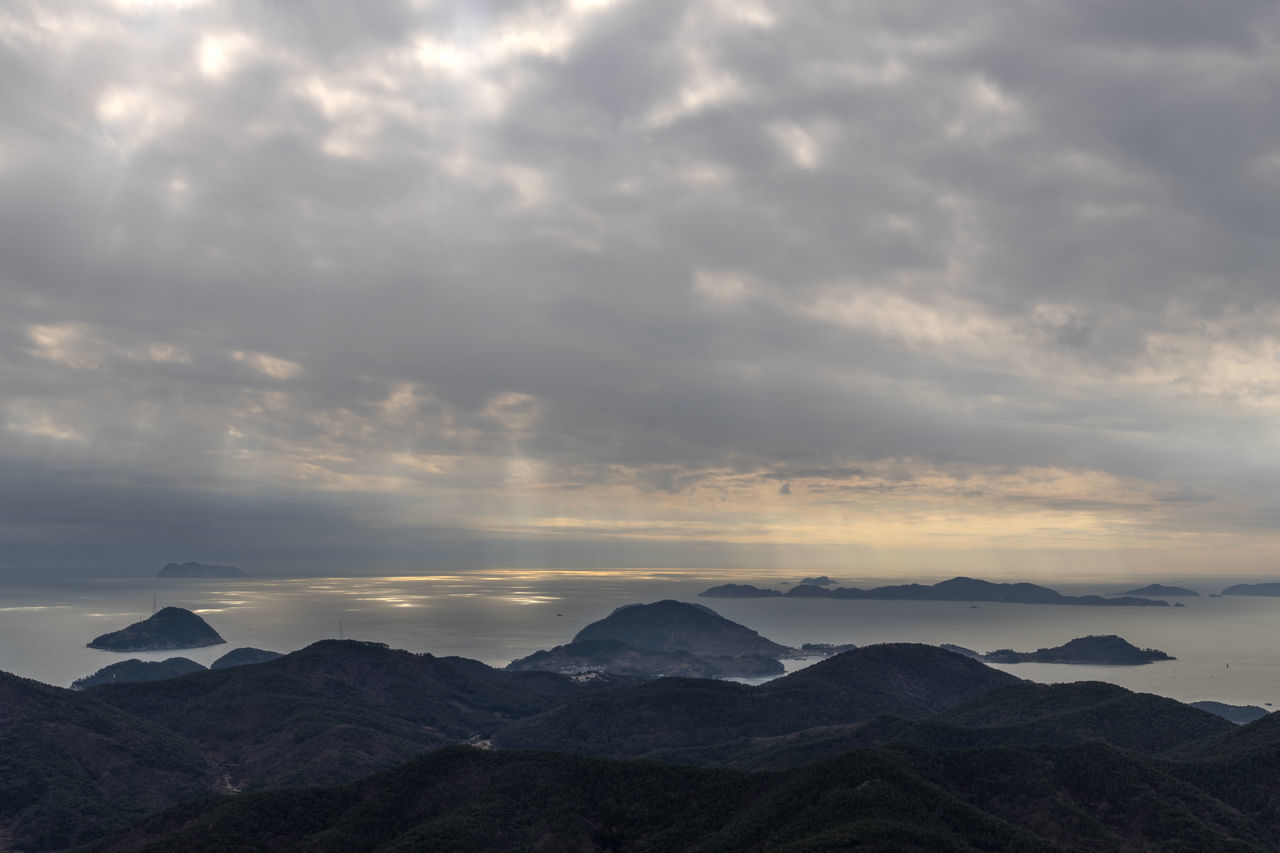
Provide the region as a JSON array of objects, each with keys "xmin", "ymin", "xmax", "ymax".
[{"xmin": 0, "ymin": 570, "xmax": 1277, "ymax": 711}]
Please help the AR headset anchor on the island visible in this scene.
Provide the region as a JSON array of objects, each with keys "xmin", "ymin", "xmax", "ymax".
[
  {"xmin": 71, "ymin": 657, "xmax": 206, "ymax": 690},
  {"xmin": 87, "ymin": 606, "xmax": 227, "ymax": 651},
  {"xmin": 799, "ymin": 576, "xmax": 839, "ymax": 586},
  {"xmin": 699, "ymin": 583, "xmax": 782, "ymax": 598},
  {"xmin": 158, "ymin": 561, "xmax": 248, "ymax": 578},
  {"xmin": 981, "ymin": 635, "xmax": 1173, "ymax": 665},
  {"xmin": 507, "ymin": 600, "xmax": 792, "ymax": 678},
  {"xmin": 211, "ymin": 647, "xmax": 283, "ymax": 669},
  {"xmin": 1221, "ymin": 582, "xmax": 1280, "ymax": 597},
  {"xmin": 700, "ymin": 576, "xmax": 1169, "ymax": 606},
  {"xmin": 1122, "ymin": 583, "xmax": 1199, "ymax": 597}
]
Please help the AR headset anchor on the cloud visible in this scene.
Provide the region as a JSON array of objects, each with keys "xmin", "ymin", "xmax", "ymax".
[{"xmin": 3, "ymin": 0, "xmax": 1280, "ymax": 574}]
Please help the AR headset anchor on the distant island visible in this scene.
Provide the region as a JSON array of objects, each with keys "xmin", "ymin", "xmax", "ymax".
[
  {"xmin": 158, "ymin": 561, "xmax": 248, "ymax": 578},
  {"xmin": 87, "ymin": 606, "xmax": 226, "ymax": 651},
  {"xmin": 72, "ymin": 657, "xmax": 206, "ymax": 690},
  {"xmin": 1122, "ymin": 583, "xmax": 1199, "ymax": 597},
  {"xmin": 1221, "ymin": 582, "xmax": 1280, "ymax": 597},
  {"xmin": 982, "ymin": 635, "xmax": 1174, "ymax": 665},
  {"xmin": 508, "ymin": 600, "xmax": 791, "ymax": 678},
  {"xmin": 799, "ymin": 576, "xmax": 838, "ymax": 586},
  {"xmin": 700, "ymin": 576, "xmax": 1169, "ymax": 606},
  {"xmin": 698, "ymin": 583, "xmax": 782, "ymax": 598}
]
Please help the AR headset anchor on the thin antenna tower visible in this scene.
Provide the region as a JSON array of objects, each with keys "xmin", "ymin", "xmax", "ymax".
[
  {"xmin": 339, "ymin": 619, "xmax": 344, "ymax": 639},
  {"xmin": 152, "ymin": 594, "xmax": 157, "ymax": 614}
]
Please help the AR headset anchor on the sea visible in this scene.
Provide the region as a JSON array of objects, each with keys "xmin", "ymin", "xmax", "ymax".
[{"xmin": 1, "ymin": 569, "xmax": 1278, "ymax": 709}]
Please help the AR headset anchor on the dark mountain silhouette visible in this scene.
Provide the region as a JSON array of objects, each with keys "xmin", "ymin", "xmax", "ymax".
[
  {"xmin": 8, "ymin": 638, "xmax": 1280, "ymax": 851},
  {"xmin": 84, "ymin": 742, "xmax": 1275, "ymax": 853},
  {"xmin": 983, "ymin": 635, "xmax": 1174, "ymax": 665},
  {"xmin": 210, "ymin": 647, "xmax": 282, "ymax": 669},
  {"xmin": 157, "ymin": 561, "xmax": 247, "ymax": 578},
  {"xmin": 635, "ymin": 680, "xmax": 1237, "ymax": 771},
  {"xmin": 496, "ymin": 644, "xmax": 1021, "ymax": 758},
  {"xmin": 701, "ymin": 575, "xmax": 1170, "ymax": 605},
  {"xmin": 72, "ymin": 657, "xmax": 206, "ymax": 690},
  {"xmin": 88, "ymin": 640, "xmax": 632, "ymax": 790},
  {"xmin": 508, "ymin": 638, "xmax": 783, "ymax": 678},
  {"xmin": 911, "ymin": 681, "xmax": 1233, "ymax": 753},
  {"xmin": 0, "ymin": 670, "xmax": 212, "ymax": 851},
  {"xmin": 86, "ymin": 607, "xmax": 226, "ymax": 651}
]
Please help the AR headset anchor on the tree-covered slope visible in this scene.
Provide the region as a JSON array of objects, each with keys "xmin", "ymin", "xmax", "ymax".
[
  {"xmin": 0, "ymin": 670, "xmax": 213, "ymax": 851},
  {"xmin": 84, "ymin": 743, "xmax": 1274, "ymax": 853},
  {"xmin": 88, "ymin": 639, "xmax": 631, "ymax": 789},
  {"xmin": 496, "ymin": 644, "xmax": 1021, "ymax": 758}
]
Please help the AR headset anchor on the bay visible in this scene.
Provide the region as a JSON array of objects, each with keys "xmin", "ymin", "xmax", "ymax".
[{"xmin": 1, "ymin": 570, "xmax": 1277, "ymax": 710}]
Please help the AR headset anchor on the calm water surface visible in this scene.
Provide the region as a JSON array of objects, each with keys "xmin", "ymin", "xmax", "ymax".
[{"xmin": 1, "ymin": 570, "xmax": 1277, "ymax": 709}]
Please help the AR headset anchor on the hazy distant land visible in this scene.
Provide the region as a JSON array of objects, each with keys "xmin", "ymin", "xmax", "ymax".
[
  {"xmin": 157, "ymin": 561, "xmax": 248, "ymax": 578},
  {"xmin": 1122, "ymin": 583, "xmax": 1199, "ymax": 597},
  {"xmin": 1221, "ymin": 582, "xmax": 1280, "ymax": 597},
  {"xmin": 701, "ymin": 576, "xmax": 1171, "ymax": 606}
]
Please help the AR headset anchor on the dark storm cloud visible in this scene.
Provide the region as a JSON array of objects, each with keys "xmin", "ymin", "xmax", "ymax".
[{"xmin": 3, "ymin": 0, "xmax": 1280, "ymax": 571}]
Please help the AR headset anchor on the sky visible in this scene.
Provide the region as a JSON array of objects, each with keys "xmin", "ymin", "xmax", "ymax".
[{"xmin": 3, "ymin": 0, "xmax": 1280, "ymax": 578}]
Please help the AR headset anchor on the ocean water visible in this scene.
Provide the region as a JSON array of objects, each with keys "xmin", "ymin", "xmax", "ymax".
[{"xmin": 1, "ymin": 570, "xmax": 1278, "ymax": 709}]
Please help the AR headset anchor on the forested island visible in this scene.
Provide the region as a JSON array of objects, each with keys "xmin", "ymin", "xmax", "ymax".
[
  {"xmin": 507, "ymin": 600, "xmax": 791, "ymax": 677},
  {"xmin": 1122, "ymin": 583, "xmax": 1199, "ymax": 596},
  {"xmin": 86, "ymin": 607, "xmax": 226, "ymax": 651},
  {"xmin": 982, "ymin": 635, "xmax": 1174, "ymax": 665}
]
